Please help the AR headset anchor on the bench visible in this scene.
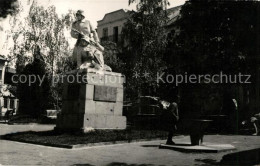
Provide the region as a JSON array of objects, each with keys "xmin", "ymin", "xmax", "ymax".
[
  {"xmin": 4, "ymin": 109, "xmax": 15, "ymax": 122},
  {"xmin": 45, "ymin": 110, "xmax": 59, "ymax": 119}
]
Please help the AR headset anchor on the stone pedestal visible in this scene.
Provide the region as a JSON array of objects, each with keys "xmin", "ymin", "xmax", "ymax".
[{"xmin": 55, "ymin": 70, "xmax": 126, "ymax": 131}]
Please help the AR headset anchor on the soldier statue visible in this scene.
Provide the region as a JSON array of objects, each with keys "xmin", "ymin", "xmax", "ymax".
[{"xmin": 71, "ymin": 10, "xmax": 111, "ymax": 72}]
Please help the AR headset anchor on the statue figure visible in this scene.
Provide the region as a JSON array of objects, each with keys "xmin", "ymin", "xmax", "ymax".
[{"xmin": 71, "ymin": 10, "xmax": 111, "ymax": 72}]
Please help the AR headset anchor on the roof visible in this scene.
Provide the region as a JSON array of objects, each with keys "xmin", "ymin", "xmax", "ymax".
[
  {"xmin": 166, "ymin": 5, "xmax": 182, "ymax": 15},
  {"xmin": 98, "ymin": 9, "xmax": 130, "ymax": 22},
  {"xmin": 166, "ymin": 5, "xmax": 182, "ymax": 26},
  {"xmin": 97, "ymin": 5, "xmax": 182, "ymax": 28},
  {"xmin": 97, "ymin": 9, "xmax": 132, "ymax": 26}
]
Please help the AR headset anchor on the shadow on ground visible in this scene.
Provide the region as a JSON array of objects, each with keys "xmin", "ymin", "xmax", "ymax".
[
  {"xmin": 106, "ymin": 163, "xmax": 163, "ymax": 166},
  {"xmin": 73, "ymin": 163, "xmax": 162, "ymax": 166},
  {"xmin": 141, "ymin": 145, "xmax": 159, "ymax": 148},
  {"xmin": 194, "ymin": 159, "xmax": 218, "ymax": 166},
  {"xmin": 73, "ymin": 164, "xmax": 95, "ymax": 166},
  {"xmin": 195, "ymin": 148, "xmax": 260, "ymax": 166},
  {"xmin": 220, "ymin": 148, "xmax": 260, "ymax": 165}
]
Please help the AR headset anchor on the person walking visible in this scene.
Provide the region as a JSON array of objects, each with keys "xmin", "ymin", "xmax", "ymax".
[{"xmin": 160, "ymin": 96, "xmax": 180, "ymax": 145}]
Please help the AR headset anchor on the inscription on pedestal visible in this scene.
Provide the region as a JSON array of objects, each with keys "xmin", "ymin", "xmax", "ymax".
[{"xmin": 94, "ymin": 85, "xmax": 117, "ymax": 102}]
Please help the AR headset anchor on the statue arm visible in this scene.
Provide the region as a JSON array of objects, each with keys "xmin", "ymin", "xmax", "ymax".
[
  {"xmin": 89, "ymin": 22, "xmax": 100, "ymax": 43},
  {"xmin": 95, "ymin": 42, "xmax": 104, "ymax": 52},
  {"xmin": 71, "ymin": 31, "xmax": 79, "ymax": 39},
  {"xmin": 71, "ymin": 23, "xmax": 79, "ymax": 39},
  {"xmin": 92, "ymin": 31, "xmax": 99, "ymax": 43}
]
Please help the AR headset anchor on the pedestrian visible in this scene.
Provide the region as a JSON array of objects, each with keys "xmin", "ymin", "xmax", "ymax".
[
  {"xmin": 159, "ymin": 96, "xmax": 180, "ymax": 145},
  {"xmin": 222, "ymin": 93, "xmax": 238, "ymax": 133},
  {"xmin": 242, "ymin": 113, "xmax": 260, "ymax": 135}
]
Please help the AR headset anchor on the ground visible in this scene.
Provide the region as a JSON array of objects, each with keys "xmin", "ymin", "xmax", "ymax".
[{"xmin": 0, "ymin": 123, "xmax": 259, "ymax": 166}]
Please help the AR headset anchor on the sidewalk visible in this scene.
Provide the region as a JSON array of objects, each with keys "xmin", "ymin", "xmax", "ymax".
[
  {"xmin": 0, "ymin": 123, "xmax": 54, "ymax": 135},
  {"xmin": 0, "ymin": 124, "xmax": 259, "ymax": 165}
]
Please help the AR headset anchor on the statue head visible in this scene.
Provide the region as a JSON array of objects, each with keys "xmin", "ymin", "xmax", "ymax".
[{"xmin": 76, "ymin": 10, "xmax": 85, "ymax": 21}]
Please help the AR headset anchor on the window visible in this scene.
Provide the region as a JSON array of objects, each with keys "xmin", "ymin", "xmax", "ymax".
[
  {"xmin": 102, "ymin": 28, "xmax": 109, "ymax": 42},
  {"xmin": 103, "ymin": 28, "xmax": 108, "ymax": 38},
  {"xmin": 4, "ymin": 73, "xmax": 15, "ymax": 85},
  {"xmin": 10, "ymin": 99, "xmax": 14, "ymax": 109},
  {"xmin": 4, "ymin": 98, "xmax": 8, "ymax": 108},
  {"xmin": 113, "ymin": 26, "xmax": 119, "ymax": 43},
  {"xmin": 0, "ymin": 70, "xmax": 2, "ymax": 81}
]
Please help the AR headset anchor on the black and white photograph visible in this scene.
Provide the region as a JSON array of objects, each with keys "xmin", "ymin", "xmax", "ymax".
[{"xmin": 0, "ymin": 0, "xmax": 259, "ymax": 165}]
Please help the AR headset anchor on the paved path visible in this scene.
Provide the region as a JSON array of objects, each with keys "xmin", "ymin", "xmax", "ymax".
[
  {"xmin": 0, "ymin": 124, "xmax": 259, "ymax": 166},
  {"xmin": 0, "ymin": 123, "xmax": 54, "ymax": 135}
]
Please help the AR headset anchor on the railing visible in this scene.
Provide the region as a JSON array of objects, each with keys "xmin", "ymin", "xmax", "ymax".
[{"xmin": 100, "ymin": 35, "xmax": 123, "ymax": 44}]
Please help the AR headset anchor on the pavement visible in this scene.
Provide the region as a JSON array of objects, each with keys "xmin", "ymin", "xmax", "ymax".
[{"xmin": 0, "ymin": 123, "xmax": 259, "ymax": 166}]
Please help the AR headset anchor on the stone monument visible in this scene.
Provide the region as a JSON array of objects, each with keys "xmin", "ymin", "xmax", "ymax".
[
  {"xmin": 55, "ymin": 69, "xmax": 126, "ymax": 131},
  {"xmin": 55, "ymin": 10, "xmax": 126, "ymax": 131}
]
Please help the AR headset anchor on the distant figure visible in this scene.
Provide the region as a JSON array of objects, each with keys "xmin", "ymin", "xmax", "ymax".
[
  {"xmin": 242, "ymin": 113, "xmax": 260, "ymax": 135},
  {"xmin": 230, "ymin": 98, "xmax": 238, "ymax": 133},
  {"xmin": 160, "ymin": 96, "xmax": 180, "ymax": 145},
  {"xmin": 222, "ymin": 94, "xmax": 238, "ymax": 133}
]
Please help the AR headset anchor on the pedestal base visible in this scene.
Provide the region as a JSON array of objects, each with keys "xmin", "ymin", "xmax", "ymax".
[
  {"xmin": 56, "ymin": 71, "xmax": 126, "ymax": 131},
  {"xmin": 83, "ymin": 114, "xmax": 126, "ymax": 129},
  {"xmin": 56, "ymin": 113, "xmax": 126, "ymax": 130}
]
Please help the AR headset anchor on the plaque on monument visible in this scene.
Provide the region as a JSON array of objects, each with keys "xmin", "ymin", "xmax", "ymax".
[{"xmin": 94, "ymin": 85, "xmax": 117, "ymax": 102}]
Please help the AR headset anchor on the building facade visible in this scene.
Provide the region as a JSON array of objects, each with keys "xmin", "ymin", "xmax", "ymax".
[
  {"xmin": 97, "ymin": 9, "xmax": 131, "ymax": 44},
  {"xmin": 97, "ymin": 6, "xmax": 181, "ymax": 44},
  {"xmin": 0, "ymin": 55, "xmax": 19, "ymax": 117}
]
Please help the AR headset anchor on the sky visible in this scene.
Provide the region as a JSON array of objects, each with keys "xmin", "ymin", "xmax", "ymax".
[
  {"xmin": 37, "ymin": 0, "xmax": 186, "ymax": 27},
  {"xmin": 0, "ymin": 0, "xmax": 186, "ymax": 56}
]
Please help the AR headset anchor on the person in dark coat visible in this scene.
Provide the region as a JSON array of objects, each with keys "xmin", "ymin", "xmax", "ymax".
[
  {"xmin": 160, "ymin": 96, "xmax": 180, "ymax": 145},
  {"xmin": 222, "ymin": 92, "xmax": 238, "ymax": 133}
]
